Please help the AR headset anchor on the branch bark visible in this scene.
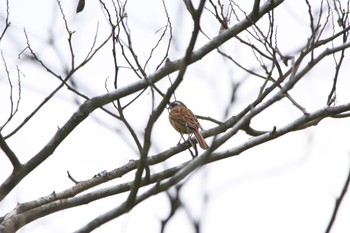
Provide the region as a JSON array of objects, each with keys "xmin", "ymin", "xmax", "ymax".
[{"xmin": 0, "ymin": 0, "xmax": 285, "ymax": 202}]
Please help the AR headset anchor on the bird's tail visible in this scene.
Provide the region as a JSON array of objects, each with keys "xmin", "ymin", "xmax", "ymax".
[{"xmin": 193, "ymin": 130, "xmax": 209, "ymax": 150}]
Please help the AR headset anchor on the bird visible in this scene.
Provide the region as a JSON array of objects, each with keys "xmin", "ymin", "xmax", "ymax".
[{"xmin": 168, "ymin": 101, "xmax": 209, "ymax": 149}]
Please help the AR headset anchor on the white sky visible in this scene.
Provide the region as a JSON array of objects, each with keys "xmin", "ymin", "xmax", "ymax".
[{"xmin": 1, "ymin": 0, "xmax": 350, "ymax": 232}]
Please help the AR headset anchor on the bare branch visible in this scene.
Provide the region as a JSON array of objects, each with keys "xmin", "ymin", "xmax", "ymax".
[
  {"xmin": 0, "ymin": 51, "xmax": 22, "ymax": 130},
  {"xmin": 2, "ymin": 99, "xmax": 350, "ymax": 232},
  {"xmin": 325, "ymin": 158, "xmax": 350, "ymax": 233},
  {"xmin": 125, "ymin": 0, "xmax": 207, "ymax": 212},
  {"xmin": 67, "ymin": 171, "xmax": 80, "ymax": 185},
  {"xmin": 2, "ymin": 1, "xmax": 350, "ymax": 232},
  {"xmin": 0, "ymin": 0, "xmax": 10, "ymax": 42},
  {"xmin": 0, "ymin": 133, "xmax": 21, "ymax": 169},
  {"xmin": 144, "ymin": 0, "xmax": 173, "ymax": 71},
  {"xmin": 57, "ymin": 0, "xmax": 75, "ymax": 69},
  {"xmin": 251, "ymin": 0, "xmax": 261, "ymax": 21}
]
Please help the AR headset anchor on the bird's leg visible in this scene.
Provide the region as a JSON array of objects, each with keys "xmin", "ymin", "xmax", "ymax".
[
  {"xmin": 183, "ymin": 124, "xmax": 198, "ymax": 157},
  {"xmin": 184, "ymin": 124, "xmax": 194, "ymax": 146},
  {"xmin": 178, "ymin": 133, "xmax": 186, "ymax": 145}
]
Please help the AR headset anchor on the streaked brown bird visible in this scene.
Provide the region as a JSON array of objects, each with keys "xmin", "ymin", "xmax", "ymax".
[{"xmin": 168, "ymin": 101, "xmax": 209, "ymax": 149}]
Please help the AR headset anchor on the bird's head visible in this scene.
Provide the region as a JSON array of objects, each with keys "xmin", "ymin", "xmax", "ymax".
[{"xmin": 168, "ymin": 101, "xmax": 186, "ymax": 110}]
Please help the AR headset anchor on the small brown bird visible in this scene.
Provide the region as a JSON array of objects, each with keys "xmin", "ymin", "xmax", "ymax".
[{"xmin": 168, "ymin": 101, "xmax": 209, "ymax": 149}]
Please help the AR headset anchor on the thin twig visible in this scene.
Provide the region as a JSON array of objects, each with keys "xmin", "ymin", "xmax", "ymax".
[{"xmin": 325, "ymin": 160, "xmax": 350, "ymax": 233}]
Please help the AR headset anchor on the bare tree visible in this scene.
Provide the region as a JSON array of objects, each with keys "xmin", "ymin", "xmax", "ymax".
[{"xmin": 1, "ymin": 0, "xmax": 350, "ymax": 232}]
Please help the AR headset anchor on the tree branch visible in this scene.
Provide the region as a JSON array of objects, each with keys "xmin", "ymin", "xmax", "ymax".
[
  {"xmin": 325, "ymin": 160, "xmax": 350, "ymax": 233},
  {"xmin": 0, "ymin": 133, "xmax": 21, "ymax": 169}
]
